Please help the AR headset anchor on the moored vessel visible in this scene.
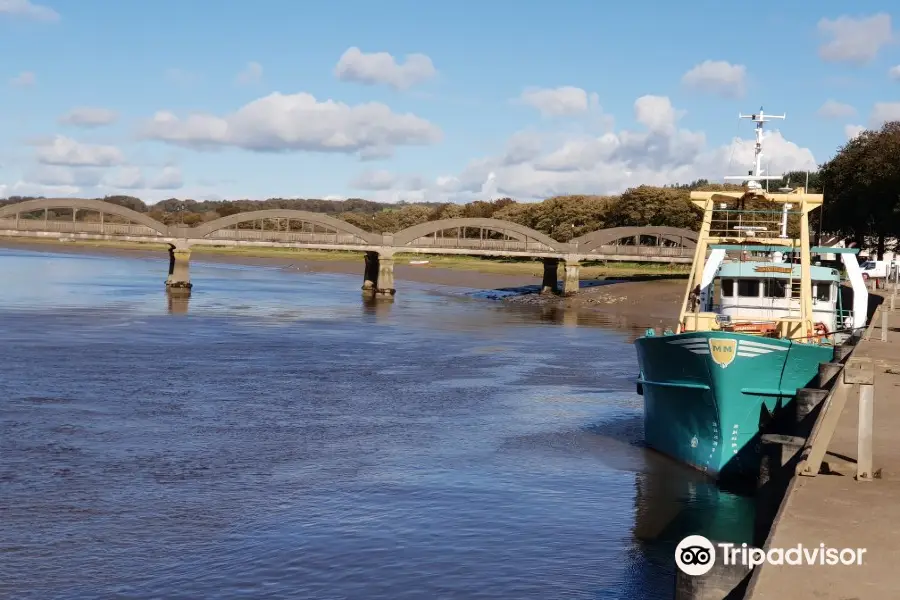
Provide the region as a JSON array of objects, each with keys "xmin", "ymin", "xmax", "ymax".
[{"xmin": 635, "ymin": 108, "xmax": 869, "ymax": 481}]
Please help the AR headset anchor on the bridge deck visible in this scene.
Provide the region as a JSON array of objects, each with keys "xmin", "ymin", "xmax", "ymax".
[{"xmin": 0, "ymin": 202, "xmax": 697, "ymax": 263}]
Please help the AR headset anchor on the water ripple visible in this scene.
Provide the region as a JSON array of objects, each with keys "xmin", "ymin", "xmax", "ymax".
[{"xmin": 0, "ymin": 248, "xmax": 753, "ymax": 600}]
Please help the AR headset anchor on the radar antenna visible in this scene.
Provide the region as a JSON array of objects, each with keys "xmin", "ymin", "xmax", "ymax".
[{"xmin": 724, "ymin": 107, "xmax": 786, "ymax": 190}]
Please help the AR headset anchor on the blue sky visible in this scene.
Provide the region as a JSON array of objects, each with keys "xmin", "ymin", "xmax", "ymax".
[{"xmin": 2, "ymin": 0, "xmax": 899, "ymax": 204}]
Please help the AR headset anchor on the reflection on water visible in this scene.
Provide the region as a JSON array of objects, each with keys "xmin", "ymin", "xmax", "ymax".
[
  {"xmin": 361, "ymin": 292, "xmax": 395, "ymax": 321},
  {"xmin": 0, "ymin": 248, "xmax": 752, "ymax": 600},
  {"xmin": 167, "ymin": 289, "xmax": 192, "ymax": 314}
]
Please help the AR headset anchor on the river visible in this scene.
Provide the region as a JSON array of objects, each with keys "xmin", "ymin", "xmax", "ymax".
[{"xmin": 0, "ymin": 247, "xmax": 754, "ymax": 600}]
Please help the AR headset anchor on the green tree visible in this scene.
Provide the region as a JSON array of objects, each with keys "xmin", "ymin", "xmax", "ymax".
[
  {"xmin": 215, "ymin": 203, "xmax": 244, "ymax": 217},
  {"xmin": 429, "ymin": 203, "xmax": 465, "ymax": 220},
  {"xmin": 103, "ymin": 195, "xmax": 148, "ymax": 213},
  {"xmin": 605, "ymin": 186, "xmax": 701, "ymax": 230},
  {"xmin": 372, "ymin": 210, "xmax": 400, "ymax": 233},
  {"xmin": 396, "ymin": 204, "xmax": 433, "ymax": 229},
  {"xmin": 820, "ymin": 122, "xmax": 900, "ymax": 258},
  {"xmin": 339, "ymin": 211, "xmax": 376, "ymax": 232}
]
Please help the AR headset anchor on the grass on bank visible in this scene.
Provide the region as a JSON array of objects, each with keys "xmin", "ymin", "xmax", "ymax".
[{"xmin": 0, "ymin": 237, "xmax": 691, "ymax": 278}]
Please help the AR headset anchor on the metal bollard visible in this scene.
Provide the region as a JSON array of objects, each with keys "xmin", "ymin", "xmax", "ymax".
[
  {"xmin": 858, "ymin": 383, "xmax": 875, "ymax": 480},
  {"xmin": 882, "ymin": 309, "xmax": 888, "ymax": 343}
]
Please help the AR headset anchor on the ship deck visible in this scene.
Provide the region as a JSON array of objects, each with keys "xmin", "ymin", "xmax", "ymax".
[{"xmin": 746, "ymin": 291, "xmax": 900, "ymax": 599}]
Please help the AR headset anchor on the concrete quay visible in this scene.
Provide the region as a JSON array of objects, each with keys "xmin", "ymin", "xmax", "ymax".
[{"xmin": 746, "ymin": 297, "xmax": 900, "ymax": 599}]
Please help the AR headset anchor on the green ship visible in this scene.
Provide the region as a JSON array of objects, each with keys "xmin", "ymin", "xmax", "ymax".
[{"xmin": 635, "ymin": 109, "xmax": 869, "ymax": 481}]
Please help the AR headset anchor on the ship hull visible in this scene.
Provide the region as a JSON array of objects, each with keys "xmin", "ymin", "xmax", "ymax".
[{"xmin": 635, "ymin": 332, "xmax": 832, "ymax": 481}]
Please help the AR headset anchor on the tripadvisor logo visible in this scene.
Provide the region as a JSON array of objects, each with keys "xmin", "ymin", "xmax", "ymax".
[
  {"xmin": 675, "ymin": 535, "xmax": 867, "ymax": 576},
  {"xmin": 676, "ymin": 535, "xmax": 716, "ymax": 576}
]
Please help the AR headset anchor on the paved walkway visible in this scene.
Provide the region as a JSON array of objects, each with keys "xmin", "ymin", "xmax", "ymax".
[{"xmin": 747, "ymin": 298, "xmax": 900, "ymax": 599}]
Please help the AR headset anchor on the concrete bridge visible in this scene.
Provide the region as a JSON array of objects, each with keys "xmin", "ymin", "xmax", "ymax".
[{"xmin": 0, "ymin": 198, "xmax": 697, "ymax": 296}]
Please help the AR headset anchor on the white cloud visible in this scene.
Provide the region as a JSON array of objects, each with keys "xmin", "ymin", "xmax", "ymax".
[
  {"xmin": 870, "ymin": 102, "xmax": 900, "ymax": 127},
  {"xmin": 85, "ymin": 166, "xmax": 182, "ymax": 191},
  {"xmin": 25, "ymin": 165, "xmax": 104, "ymax": 187},
  {"xmin": 845, "ymin": 125, "xmax": 865, "ymax": 139},
  {"xmin": 532, "ymin": 133, "xmax": 622, "ymax": 172},
  {"xmin": 235, "ymin": 61, "xmax": 263, "ymax": 86},
  {"xmin": 889, "ymin": 65, "xmax": 900, "ymax": 81},
  {"xmin": 349, "ymin": 170, "xmax": 432, "ymax": 196},
  {"xmin": 149, "ymin": 166, "xmax": 183, "ymax": 190},
  {"xmin": 634, "ymin": 95, "xmax": 685, "ymax": 135},
  {"xmin": 350, "ymin": 169, "xmax": 396, "ymax": 191},
  {"xmin": 0, "ymin": 0, "xmax": 59, "ymax": 21},
  {"xmin": 334, "ymin": 47, "xmax": 436, "ymax": 90},
  {"xmin": 518, "ymin": 86, "xmax": 595, "ymax": 117},
  {"xmin": 681, "ymin": 60, "xmax": 746, "ymax": 98},
  {"xmin": 0, "ymin": 181, "xmax": 79, "ymax": 198},
  {"xmin": 103, "ymin": 166, "xmax": 145, "ymax": 189},
  {"xmin": 481, "ymin": 172, "xmax": 500, "ymax": 200},
  {"xmin": 139, "ymin": 92, "xmax": 441, "ymax": 157},
  {"xmin": 35, "ymin": 136, "xmax": 124, "ymax": 167},
  {"xmin": 817, "ymin": 100, "xmax": 857, "ymax": 119},
  {"xmin": 500, "ymin": 131, "xmax": 544, "ymax": 166},
  {"xmin": 58, "ymin": 106, "xmax": 119, "ymax": 128},
  {"xmin": 360, "ymin": 95, "xmax": 816, "ymax": 203},
  {"xmin": 1, "ymin": 165, "xmax": 196, "ymax": 201},
  {"xmin": 817, "ymin": 13, "xmax": 894, "ymax": 64},
  {"xmin": 9, "ymin": 71, "xmax": 35, "ymax": 87}
]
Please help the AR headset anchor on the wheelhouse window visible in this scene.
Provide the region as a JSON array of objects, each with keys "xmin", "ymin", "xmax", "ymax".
[
  {"xmin": 721, "ymin": 279, "xmax": 734, "ymax": 297},
  {"xmin": 814, "ymin": 282, "xmax": 831, "ymax": 302},
  {"xmin": 763, "ymin": 279, "xmax": 787, "ymax": 298},
  {"xmin": 737, "ymin": 279, "xmax": 760, "ymax": 297}
]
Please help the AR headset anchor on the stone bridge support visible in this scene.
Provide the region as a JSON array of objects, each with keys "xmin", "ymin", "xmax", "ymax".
[
  {"xmin": 562, "ymin": 257, "xmax": 580, "ymax": 296},
  {"xmin": 541, "ymin": 257, "xmax": 580, "ymax": 295},
  {"xmin": 361, "ymin": 248, "xmax": 396, "ymax": 296},
  {"xmin": 166, "ymin": 240, "xmax": 192, "ymax": 292},
  {"xmin": 541, "ymin": 258, "xmax": 560, "ymax": 295},
  {"xmin": 363, "ymin": 251, "xmax": 379, "ymax": 292}
]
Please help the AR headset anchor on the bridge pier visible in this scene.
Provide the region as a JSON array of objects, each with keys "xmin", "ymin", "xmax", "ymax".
[
  {"xmin": 166, "ymin": 241, "xmax": 193, "ymax": 291},
  {"xmin": 362, "ymin": 251, "xmax": 379, "ymax": 292},
  {"xmin": 541, "ymin": 258, "xmax": 560, "ymax": 294},
  {"xmin": 562, "ymin": 258, "xmax": 580, "ymax": 296},
  {"xmin": 376, "ymin": 254, "xmax": 395, "ymax": 296},
  {"xmin": 361, "ymin": 250, "xmax": 396, "ymax": 296}
]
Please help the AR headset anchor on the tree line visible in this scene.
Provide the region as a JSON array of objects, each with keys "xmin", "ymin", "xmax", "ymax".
[{"xmin": 0, "ymin": 182, "xmax": 744, "ymax": 241}]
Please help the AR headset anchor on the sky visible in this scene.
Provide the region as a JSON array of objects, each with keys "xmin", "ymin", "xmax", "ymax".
[{"xmin": 2, "ymin": 0, "xmax": 900, "ymax": 205}]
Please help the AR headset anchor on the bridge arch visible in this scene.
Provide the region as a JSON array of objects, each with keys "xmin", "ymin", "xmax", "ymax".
[
  {"xmin": 572, "ymin": 226, "xmax": 697, "ymax": 252},
  {"xmin": 393, "ymin": 218, "xmax": 565, "ymax": 252},
  {"xmin": 0, "ymin": 198, "xmax": 169, "ymax": 236},
  {"xmin": 193, "ymin": 210, "xmax": 382, "ymax": 245}
]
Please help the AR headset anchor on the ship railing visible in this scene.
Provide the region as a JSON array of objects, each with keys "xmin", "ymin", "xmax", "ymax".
[
  {"xmin": 708, "ymin": 207, "xmax": 802, "ymax": 242},
  {"xmin": 835, "ymin": 309, "xmax": 855, "ymax": 330}
]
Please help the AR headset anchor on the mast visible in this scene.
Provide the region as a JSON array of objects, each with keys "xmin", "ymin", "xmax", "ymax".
[{"xmin": 724, "ymin": 107, "xmax": 786, "ymax": 189}]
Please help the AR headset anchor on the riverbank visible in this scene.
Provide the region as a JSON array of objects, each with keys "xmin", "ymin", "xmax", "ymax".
[{"xmin": 0, "ymin": 237, "xmax": 687, "ymax": 328}]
